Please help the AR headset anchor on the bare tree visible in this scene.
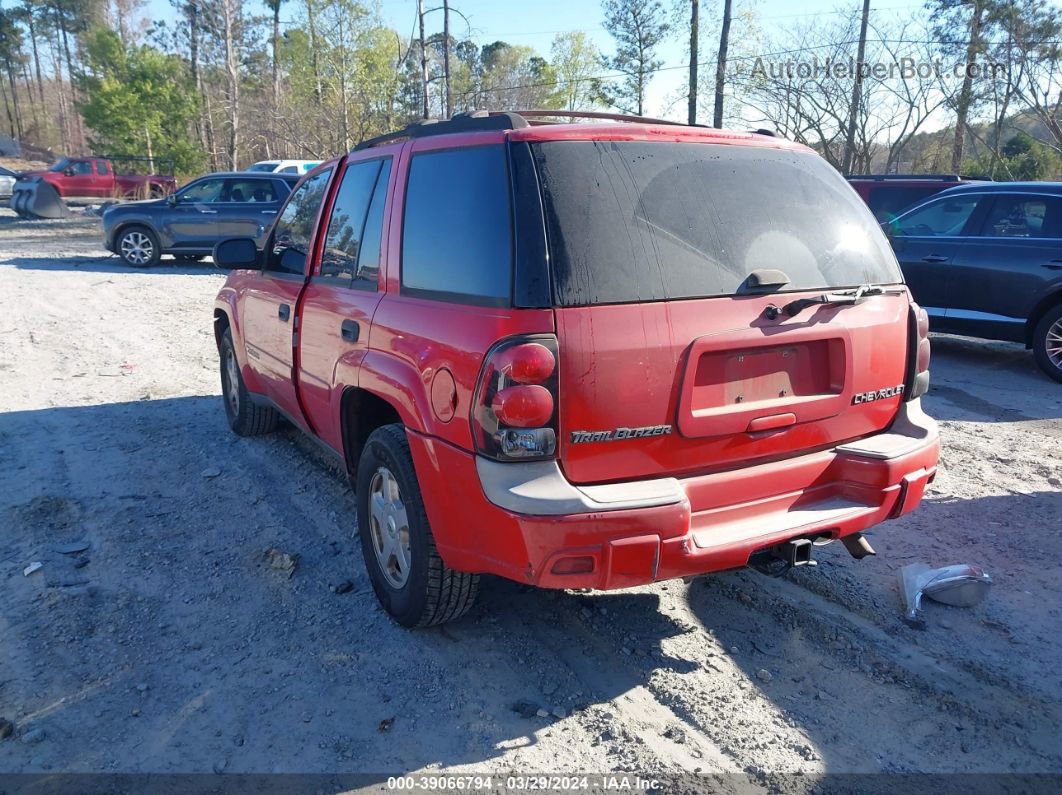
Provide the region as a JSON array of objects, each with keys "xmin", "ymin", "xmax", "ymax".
[{"xmin": 712, "ymin": 0, "xmax": 731, "ymax": 127}]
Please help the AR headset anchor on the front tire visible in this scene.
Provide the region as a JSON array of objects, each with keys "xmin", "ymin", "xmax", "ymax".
[
  {"xmin": 117, "ymin": 225, "xmax": 161, "ymax": 268},
  {"xmin": 219, "ymin": 329, "xmax": 279, "ymax": 435},
  {"xmin": 1033, "ymin": 304, "xmax": 1062, "ymax": 383},
  {"xmin": 356, "ymin": 424, "xmax": 478, "ymax": 627}
]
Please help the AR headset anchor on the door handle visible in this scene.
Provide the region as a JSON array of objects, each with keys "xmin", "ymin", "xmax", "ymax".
[
  {"xmin": 199, "ymin": 209, "xmax": 218, "ymax": 214},
  {"xmin": 278, "ymin": 304, "xmax": 290, "ymax": 322},
  {"xmin": 1044, "ymin": 260, "xmax": 1062, "ymax": 271},
  {"xmin": 260, "ymin": 210, "xmax": 277, "ymax": 215},
  {"xmin": 921, "ymin": 255, "xmax": 948, "ymax": 263},
  {"xmin": 340, "ymin": 319, "xmax": 360, "ymax": 342}
]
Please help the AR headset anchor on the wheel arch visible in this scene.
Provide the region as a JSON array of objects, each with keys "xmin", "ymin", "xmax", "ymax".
[
  {"xmin": 1026, "ymin": 291, "xmax": 1062, "ymax": 347},
  {"xmin": 340, "ymin": 387, "xmax": 404, "ymax": 479}
]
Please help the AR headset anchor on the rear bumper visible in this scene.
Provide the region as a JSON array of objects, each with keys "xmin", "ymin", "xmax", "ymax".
[{"xmin": 408, "ymin": 400, "xmax": 938, "ymax": 590}]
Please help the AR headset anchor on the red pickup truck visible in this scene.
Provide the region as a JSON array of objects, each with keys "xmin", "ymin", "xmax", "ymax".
[
  {"xmin": 18, "ymin": 156, "xmax": 176, "ymax": 200},
  {"xmin": 212, "ymin": 111, "xmax": 939, "ymax": 628}
]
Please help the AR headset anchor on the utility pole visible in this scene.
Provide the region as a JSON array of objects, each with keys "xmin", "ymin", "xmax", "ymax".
[
  {"xmin": 443, "ymin": 0, "xmax": 452, "ymax": 118},
  {"xmin": 842, "ymin": 0, "xmax": 871, "ymax": 174},
  {"xmin": 418, "ymin": 0, "xmax": 430, "ymax": 119},
  {"xmin": 713, "ymin": 0, "xmax": 732, "ymax": 128},
  {"xmin": 688, "ymin": 0, "xmax": 698, "ymax": 126}
]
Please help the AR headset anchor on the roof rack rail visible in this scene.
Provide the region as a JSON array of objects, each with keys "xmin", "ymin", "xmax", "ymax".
[
  {"xmin": 353, "ymin": 109, "xmax": 715, "ymax": 150},
  {"xmin": 846, "ymin": 173, "xmax": 992, "ymax": 182},
  {"xmin": 354, "ymin": 111, "xmax": 529, "ymax": 150},
  {"xmin": 501, "ymin": 109, "xmax": 706, "ymax": 127}
]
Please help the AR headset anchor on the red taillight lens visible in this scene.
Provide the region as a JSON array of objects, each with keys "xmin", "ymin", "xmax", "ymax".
[
  {"xmin": 492, "ymin": 385, "xmax": 554, "ymax": 428},
  {"xmin": 473, "ymin": 335, "xmax": 559, "ymax": 461},
  {"xmin": 906, "ymin": 303, "xmax": 931, "ymax": 400},
  {"xmin": 495, "ymin": 343, "xmax": 556, "ymax": 384}
]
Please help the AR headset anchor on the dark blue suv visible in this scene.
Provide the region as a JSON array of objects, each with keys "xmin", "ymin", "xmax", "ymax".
[
  {"xmin": 102, "ymin": 172, "xmax": 299, "ymax": 268},
  {"xmin": 885, "ymin": 182, "xmax": 1062, "ymax": 382}
]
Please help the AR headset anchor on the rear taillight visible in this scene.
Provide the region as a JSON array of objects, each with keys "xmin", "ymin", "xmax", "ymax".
[
  {"xmin": 473, "ymin": 335, "xmax": 559, "ymax": 461},
  {"xmin": 906, "ymin": 302, "xmax": 930, "ymax": 400}
]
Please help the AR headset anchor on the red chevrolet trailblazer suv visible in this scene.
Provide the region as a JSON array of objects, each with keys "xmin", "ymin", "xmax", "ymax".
[{"xmin": 212, "ymin": 110, "xmax": 939, "ymax": 627}]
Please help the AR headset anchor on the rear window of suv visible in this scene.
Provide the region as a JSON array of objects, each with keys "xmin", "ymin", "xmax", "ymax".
[{"xmin": 532, "ymin": 141, "xmax": 902, "ymax": 307}]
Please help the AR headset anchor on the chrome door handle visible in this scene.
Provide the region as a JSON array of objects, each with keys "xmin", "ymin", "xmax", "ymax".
[{"xmin": 260, "ymin": 210, "xmax": 277, "ymax": 215}]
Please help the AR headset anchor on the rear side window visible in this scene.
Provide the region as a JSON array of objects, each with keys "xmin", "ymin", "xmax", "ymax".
[
  {"xmin": 270, "ymin": 168, "xmax": 333, "ymax": 275},
  {"xmin": 533, "ymin": 141, "xmax": 901, "ymax": 306},
  {"xmin": 320, "ymin": 158, "xmax": 391, "ymax": 287},
  {"xmin": 401, "ymin": 145, "xmax": 511, "ymax": 305},
  {"xmin": 224, "ymin": 178, "xmax": 279, "ymax": 203},
  {"xmin": 977, "ymin": 194, "xmax": 1061, "ymax": 238},
  {"xmin": 97, "ymin": 161, "xmax": 110, "ymax": 175}
]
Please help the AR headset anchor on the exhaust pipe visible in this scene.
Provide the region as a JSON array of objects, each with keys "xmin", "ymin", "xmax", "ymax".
[{"xmin": 841, "ymin": 533, "xmax": 876, "ymax": 560}]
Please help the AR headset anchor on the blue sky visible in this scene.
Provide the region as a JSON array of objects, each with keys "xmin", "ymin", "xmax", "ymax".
[{"xmin": 141, "ymin": 0, "xmax": 931, "ymax": 120}]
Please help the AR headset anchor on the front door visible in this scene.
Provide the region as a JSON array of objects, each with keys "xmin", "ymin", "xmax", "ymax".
[
  {"xmin": 889, "ymin": 192, "xmax": 982, "ymax": 325},
  {"xmin": 239, "ymin": 166, "xmax": 335, "ymax": 424},
  {"xmin": 164, "ymin": 177, "xmax": 224, "ymax": 250},
  {"xmin": 297, "ymin": 153, "xmax": 396, "ymax": 451}
]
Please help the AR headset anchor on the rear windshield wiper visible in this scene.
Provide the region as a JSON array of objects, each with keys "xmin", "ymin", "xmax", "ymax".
[{"xmin": 769, "ymin": 285, "xmax": 903, "ymax": 319}]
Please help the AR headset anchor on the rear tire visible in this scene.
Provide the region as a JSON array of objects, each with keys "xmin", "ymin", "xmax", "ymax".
[
  {"xmin": 219, "ymin": 329, "xmax": 279, "ymax": 436},
  {"xmin": 1033, "ymin": 304, "xmax": 1062, "ymax": 383},
  {"xmin": 356, "ymin": 424, "xmax": 479, "ymax": 628},
  {"xmin": 117, "ymin": 225, "xmax": 161, "ymax": 268}
]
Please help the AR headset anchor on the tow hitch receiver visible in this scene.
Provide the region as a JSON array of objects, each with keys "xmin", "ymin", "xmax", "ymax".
[{"xmin": 780, "ymin": 538, "xmax": 817, "ymax": 567}]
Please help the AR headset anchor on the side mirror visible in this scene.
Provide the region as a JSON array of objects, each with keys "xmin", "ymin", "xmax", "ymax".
[
  {"xmin": 213, "ymin": 237, "xmax": 260, "ymax": 269},
  {"xmin": 166, "ymin": 194, "xmax": 177, "ymax": 206},
  {"xmin": 64, "ymin": 168, "xmax": 75, "ymax": 177}
]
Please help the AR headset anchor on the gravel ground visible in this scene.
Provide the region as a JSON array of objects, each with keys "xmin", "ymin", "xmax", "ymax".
[{"xmin": 1, "ymin": 208, "xmax": 1060, "ymax": 787}]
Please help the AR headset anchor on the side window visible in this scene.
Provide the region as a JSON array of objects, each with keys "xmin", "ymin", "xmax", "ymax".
[
  {"xmin": 224, "ymin": 179, "xmax": 279, "ymax": 203},
  {"xmin": 72, "ymin": 161, "xmax": 92, "ymax": 175},
  {"xmin": 96, "ymin": 161, "xmax": 110, "ymax": 175},
  {"xmin": 320, "ymin": 158, "xmax": 389, "ymax": 285},
  {"xmin": 176, "ymin": 179, "xmax": 224, "ymax": 204},
  {"xmin": 279, "ymin": 166, "xmax": 298, "ymax": 174},
  {"xmin": 401, "ymin": 145, "xmax": 511, "ymax": 305},
  {"xmin": 977, "ymin": 194, "xmax": 1060, "ymax": 238},
  {"xmin": 356, "ymin": 160, "xmax": 392, "ymax": 289},
  {"xmin": 268, "ymin": 168, "xmax": 333, "ymax": 275},
  {"xmin": 894, "ymin": 195, "xmax": 980, "ymax": 237}
]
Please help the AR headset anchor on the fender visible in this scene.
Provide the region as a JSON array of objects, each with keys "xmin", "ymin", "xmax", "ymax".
[
  {"xmin": 1025, "ymin": 288, "xmax": 1062, "ymax": 347},
  {"xmin": 357, "ymin": 348, "xmax": 431, "ymax": 434}
]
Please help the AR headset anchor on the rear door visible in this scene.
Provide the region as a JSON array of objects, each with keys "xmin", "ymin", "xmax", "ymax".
[
  {"xmin": 239, "ymin": 166, "xmax": 334, "ymax": 423},
  {"xmin": 943, "ymin": 192, "xmax": 1062, "ymax": 341},
  {"xmin": 93, "ymin": 159, "xmax": 115, "ymax": 197},
  {"xmin": 216, "ymin": 177, "xmax": 284, "ymax": 245},
  {"xmin": 296, "ymin": 153, "xmax": 394, "ymax": 451},
  {"xmin": 529, "ymin": 139, "xmax": 912, "ymax": 485}
]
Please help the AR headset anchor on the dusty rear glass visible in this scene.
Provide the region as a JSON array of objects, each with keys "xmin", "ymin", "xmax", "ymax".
[{"xmin": 531, "ymin": 141, "xmax": 902, "ymax": 306}]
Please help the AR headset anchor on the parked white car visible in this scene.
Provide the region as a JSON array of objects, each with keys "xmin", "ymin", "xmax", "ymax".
[
  {"xmin": 246, "ymin": 159, "xmax": 321, "ymax": 175},
  {"xmin": 0, "ymin": 165, "xmax": 17, "ymax": 199}
]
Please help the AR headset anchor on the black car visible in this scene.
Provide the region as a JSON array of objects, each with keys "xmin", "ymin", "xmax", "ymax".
[
  {"xmin": 886, "ymin": 182, "xmax": 1062, "ymax": 381},
  {"xmin": 102, "ymin": 172, "xmax": 299, "ymax": 268}
]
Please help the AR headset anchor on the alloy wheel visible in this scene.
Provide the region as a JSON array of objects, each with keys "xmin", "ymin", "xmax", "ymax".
[
  {"xmin": 368, "ymin": 466, "xmax": 411, "ymax": 589},
  {"xmin": 1047, "ymin": 317, "xmax": 1062, "ymax": 371},
  {"xmin": 120, "ymin": 231, "xmax": 153, "ymax": 265},
  {"xmin": 224, "ymin": 347, "xmax": 240, "ymax": 416}
]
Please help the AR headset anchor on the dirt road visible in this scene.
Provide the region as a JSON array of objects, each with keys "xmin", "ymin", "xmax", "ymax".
[{"xmin": 1, "ymin": 209, "xmax": 1060, "ymax": 787}]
